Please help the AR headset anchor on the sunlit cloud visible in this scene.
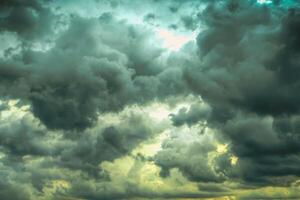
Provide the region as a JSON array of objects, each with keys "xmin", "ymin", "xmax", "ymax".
[
  {"xmin": 155, "ymin": 28, "xmax": 196, "ymax": 51},
  {"xmin": 257, "ymin": 0, "xmax": 272, "ymax": 4}
]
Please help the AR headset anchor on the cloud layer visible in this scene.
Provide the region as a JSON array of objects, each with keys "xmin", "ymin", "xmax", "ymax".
[{"xmin": 1, "ymin": 0, "xmax": 300, "ymax": 199}]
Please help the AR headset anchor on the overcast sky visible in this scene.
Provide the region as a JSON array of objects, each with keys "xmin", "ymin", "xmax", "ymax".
[{"xmin": 0, "ymin": 0, "xmax": 300, "ymax": 199}]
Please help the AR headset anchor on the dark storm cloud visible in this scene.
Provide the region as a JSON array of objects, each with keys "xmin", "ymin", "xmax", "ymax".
[
  {"xmin": 0, "ymin": 181, "xmax": 31, "ymax": 200},
  {"xmin": 21, "ymin": 16, "xmax": 137, "ymax": 130},
  {"xmin": 0, "ymin": 60, "xmax": 30, "ymax": 97},
  {"xmin": 154, "ymin": 0, "xmax": 300, "ymax": 188},
  {"xmin": 181, "ymin": 15, "xmax": 198, "ymax": 31},
  {"xmin": 170, "ymin": 102, "xmax": 211, "ymax": 127},
  {"xmin": 0, "ymin": 115, "xmax": 51, "ymax": 156},
  {"xmin": 184, "ymin": 0, "xmax": 300, "ymax": 118},
  {"xmin": 0, "ymin": 0, "xmax": 53, "ymax": 40},
  {"xmin": 2, "ymin": 0, "xmax": 300, "ymax": 199},
  {"xmin": 0, "ymin": 13, "xmax": 188, "ymax": 130},
  {"xmin": 185, "ymin": 0, "xmax": 275, "ymax": 118},
  {"xmin": 212, "ymin": 116, "xmax": 300, "ymax": 185},
  {"xmin": 223, "ymin": 117, "xmax": 300, "ymax": 158},
  {"xmin": 195, "ymin": 0, "xmax": 300, "ymax": 185}
]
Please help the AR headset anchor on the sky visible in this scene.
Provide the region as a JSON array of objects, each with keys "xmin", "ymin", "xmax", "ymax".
[{"xmin": 0, "ymin": 0, "xmax": 300, "ymax": 199}]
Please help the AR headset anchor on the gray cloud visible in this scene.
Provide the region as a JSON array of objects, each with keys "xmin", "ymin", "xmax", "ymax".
[
  {"xmin": 0, "ymin": 13, "xmax": 189, "ymax": 130},
  {"xmin": 170, "ymin": 102, "xmax": 211, "ymax": 127},
  {"xmin": 0, "ymin": 116, "xmax": 51, "ymax": 157},
  {"xmin": 59, "ymin": 112, "xmax": 160, "ymax": 177},
  {"xmin": 0, "ymin": 0, "xmax": 54, "ymax": 41},
  {"xmin": 154, "ymin": 0, "xmax": 300, "ymax": 189},
  {"xmin": 1, "ymin": 0, "xmax": 300, "ymax": 199},
  {"xmin": 154, "ymin": 129, "xmax": 226, "ymax": 183}
]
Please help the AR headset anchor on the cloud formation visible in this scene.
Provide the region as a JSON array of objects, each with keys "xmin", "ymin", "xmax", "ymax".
[{"xmin": 1, "ymin": 0, "xmax": 300, "ymax": 199}]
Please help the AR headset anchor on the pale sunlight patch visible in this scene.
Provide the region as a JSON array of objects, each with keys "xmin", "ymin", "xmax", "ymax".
[
  {"xmin": 132, "ymin": 130, "xmax": 169, "ymax": 157},
  {"xmin": 257, "ymin": 0, "xmax": 272, "ymax": 4},
  {"xmin": 0, "ymin": 99, "xmax": 30, "ymax": 119},
  {"xmin": 155, "ymin": 28, "xmax": 196, "ymax": 51},
  {"xmin": 217, "ymin": 144, "xmax": 228, "ymax": 154},
  {"xmin": 230, "ymin": 156, "xmax": 238, "ymax": 166},
  {"xmin": 0, "ymin": 152, "xmax": 5, "ymax": 160},
  {"xmin": 42, "ymin": 179, "xmax": 70, "ymax": 198},
  {"xmin": 145, "ymin": 103, "xmax": 171, "ymax": 122}
]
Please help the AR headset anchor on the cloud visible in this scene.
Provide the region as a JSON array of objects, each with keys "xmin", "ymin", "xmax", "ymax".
[
  {"xmin": 1, "ymin": 0, "xmax": 300, "ymax": 199},
  {"xmin": 154, "ymin": 126, "xmax": 227, "ymax": 183},
  {"xmin": 170, "ymin": 101, "xmax": 211, "ymax": 127},
  {"xmin": 58, "ymin": 111, "xmax": 162, "ymax": 176},
  {"xmin": 0, "ymin": 0, "xmax": 54, "ymax": 40},
  {"xmin": 0, "ymin": 181, "xmax": 32, "ymax": 200},
  {"xmin": 173, "ymin": 0, "xmax": 300, "ymax": 187},
  {"xmin": 150, "ymin": 0, "xmax": 300, "ymax": 190},
  {"xmin": 0, "ymin": 13, "xmax": 190, "ymax": 130}
]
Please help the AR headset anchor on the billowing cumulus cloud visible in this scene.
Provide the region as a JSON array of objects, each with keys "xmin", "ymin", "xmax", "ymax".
[
  {"xmin": 0, "ymin": 12, "xmax": 189, "ymax": 130},
  {"xmin": 0, "ymin": 0, "xmax": 53, "ymax": 40},
  {"xmin": 154, "ymin": 127, "xmax": 226, "ymax": 183},
  {"xmin": 1, "ymin": 0, "xmax": 300, "ymax": 199},
  {"xmin": 178, "ymin": 0, "xmax": 300, "ymax": 186}
]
